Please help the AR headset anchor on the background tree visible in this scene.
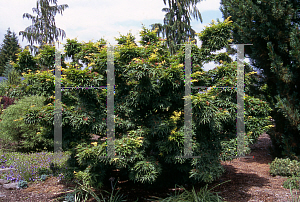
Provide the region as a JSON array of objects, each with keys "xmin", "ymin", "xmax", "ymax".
[
  {"xmin": 13, "ymin": 47, "xmax": 38, "ymax": 74},
  {"xmin": 64, "ymin": 38, "xmax": 82, "ymax": 69},
  {"xmin": 19, "ymin": 0, "xmax": 69, "ymax": 54},
  {"xmin": 220, "ymin": 0, "xmax": 300, "ymax": 159},
  {"xmin": 0, "ymin": 28, "xmax": 21, "ymax": 76},
  {"xmin": 150, "ymin": 0, "xmax": 203, "ymax": 55},
  {"xmin": 2, "ymin": 60, "xmax": 22, "ymax": 86}
]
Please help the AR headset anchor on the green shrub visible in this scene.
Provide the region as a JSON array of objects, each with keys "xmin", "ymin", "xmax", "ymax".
[
  {"xmin": 283, "ymin": 176, "xmax": 300, "ymax": 190},
  {"xmin": 5, "ymin": 19, "xmax": 273, "ymax": 189},
  {"xmin": 14, "ymin": 47, "xmax": 38, "ymax": 74},
  {"xmin": 269, "ymin": 157, "xmax": 300, "ymax": 177},
  {"xmin": 0, "ymin": 94, "xmax": 53, "ymax": 152}
]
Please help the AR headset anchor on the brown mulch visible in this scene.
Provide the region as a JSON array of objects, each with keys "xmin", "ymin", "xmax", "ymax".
[
  {"xmin": 1, "ymin": 132, "xmax": 300, "ymax": 201},
  {"xmin": 206, "ymin": 132, "xmax": 300, "ymax": 202},
  {"xmin": 0, "ymin": 177, "xmax": 74, "ymax": 202}
]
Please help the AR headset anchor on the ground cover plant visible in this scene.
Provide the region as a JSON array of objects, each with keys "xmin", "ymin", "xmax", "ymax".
[
  {"xmin": 0, "ymin": 17, "xmax": 275, "ymax": 200},
  {"xmin": 0, "ymin": 149, "xmax": 69, "ymax": 183}
]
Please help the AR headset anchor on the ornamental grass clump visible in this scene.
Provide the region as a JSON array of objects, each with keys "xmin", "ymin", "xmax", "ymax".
[
  {"xmin": 148, "ymin": 181, "xmax": 229, "ymax": 201},
  {"xmin": 283, "ymin": 176, "xmax": 300, "ymax": 190}
]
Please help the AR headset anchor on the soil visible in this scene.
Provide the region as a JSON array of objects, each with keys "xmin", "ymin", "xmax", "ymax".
[
  {"xmin": 206, "ymin": 132, "xmax": 300, "ymax": 202},
  {"xmin": 0, "ymin": 132, "xmax": 300, "ymax": 202}
]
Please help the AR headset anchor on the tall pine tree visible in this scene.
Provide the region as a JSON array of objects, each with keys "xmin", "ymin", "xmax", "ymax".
[
  {"xmin": 0, "ymin": 28, "xmax": 21, "ymax": 76},
  {"xmin": 220, "ymin": 0, "xmax": 300, "ymax": 159},
  {"xmin": 151, "ymin": 0, "xmax": 202, "ymax": 55}
]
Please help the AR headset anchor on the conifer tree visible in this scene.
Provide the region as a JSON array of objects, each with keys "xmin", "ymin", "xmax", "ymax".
[
  {"xmin": 0, "ymin": 28, "xmax": 21, "ymax": 76},
  {"xmin": 2, "ymin": 60, "xmax": 22, "ymax": 86},
  {"xmin": 151, "ymin": 0, "xmax": 202, "ymax": 55},
  {"xmin": 19, "ymin": 0, "xmax": 69, "ymax": 54},
  {"xmin": 2, "ymin": 60, "xmax": 14, "ymax": 79},
  {"xmin": 220, "ymin": 0, "xmax": 300, "ymax": 159}
]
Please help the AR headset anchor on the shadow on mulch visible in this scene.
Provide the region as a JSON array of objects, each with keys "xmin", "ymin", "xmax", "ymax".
[
  {"xmin": 49, "ymin": 178, "xmax": 179, "ymax": 202},
  {"xmin": 206, "ymin": 164, "xmax": 271, "ymax": 202}
]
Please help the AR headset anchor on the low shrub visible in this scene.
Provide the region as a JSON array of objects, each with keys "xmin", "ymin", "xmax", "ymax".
[
  {"xmin": 0, "ymin": 94, "xmax": 53, "ymax": 152},
  {"xmin": 269, "ymin": 157, "xmax": 300, "ymax": 177},
  {"xmin": 64, "ymin": 192, "xmax": 75, "ymax": 202}
]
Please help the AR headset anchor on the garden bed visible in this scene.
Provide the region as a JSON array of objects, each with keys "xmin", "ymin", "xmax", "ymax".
[{"xmin": 1, "ymin": 132, "xmax": 300, "ymax": 201}]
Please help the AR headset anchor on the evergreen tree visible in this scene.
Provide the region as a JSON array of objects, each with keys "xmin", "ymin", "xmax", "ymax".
[
  {"xmin": 151, "ymin": 0, "xmax": 202, "ymax": 55},
  {"xmin": 19, "ymin": 0, "xmax": 69, "ymax": 54},
  {"xmin": 0, "ymin": 28, "xmax": 21, "ymax": 76},
  {"xmin": 220, "ymin": 0, "xmax": 300, "ymax": 159},
  {"xmin": 2, "ymin": 60, "xmax": 22, "ymax": 86},
  {"xmin": 2, "ymin": 60, "xmax": 14, "ymax": 79}
]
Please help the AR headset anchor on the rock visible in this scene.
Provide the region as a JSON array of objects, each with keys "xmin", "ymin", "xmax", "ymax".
[
  {"xmin": 0, "ymin": 179, "xmax": 8, "ymax": 185},
  {"xmin": 0, "ymin": 168, "xmax": 15, "ymax": 172},
  {"xmin": 0, "ymin": 192, "xmax": 5, "ymax": 198},
  {"xmin": 3, "ymin": 182, "xmax": 18, "ymax": 190}
]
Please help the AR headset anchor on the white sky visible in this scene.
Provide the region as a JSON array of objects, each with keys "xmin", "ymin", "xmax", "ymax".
[{"xmin": 0, "ymin": 0, "xmax": 256, "ymax": 72}]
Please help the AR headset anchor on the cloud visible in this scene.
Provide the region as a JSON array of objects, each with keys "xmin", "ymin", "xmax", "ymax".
[
  {"xmin": 0, "ymin": 0, "xmax": 222, "ymax": 47},
  {"xmin": 0, "ymin": 0, "xmax": 232, "ymax": 72}
]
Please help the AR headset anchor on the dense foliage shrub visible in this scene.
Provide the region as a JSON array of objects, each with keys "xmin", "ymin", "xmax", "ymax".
[
  {"xmin": 3, "ymin": 18, "xmax": 274, "ymax": 188},
  {"xmin": 0, "ymin": 95, "xmax": 53, "ymax": 152},
  {"xmin": 14, "ymin": 47, "xmax": 38, "ymax": 74},
  {"xmin": 269, "ymin": 157, "xmax": 300, "ymax": 177}
]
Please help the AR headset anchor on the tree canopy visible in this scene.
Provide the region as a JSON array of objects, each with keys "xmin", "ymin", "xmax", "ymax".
[
  {"xmin": 220, "ymin": 0, "xmax": 300, "ymax": 159},
  {"xmin": 19, "ymin": 0, "xmax": 69, "ymax": 53},
  {"xmin": 151, "ymin": 0, "xmax": 203, "ymax": 55},
  {"xmin": 0, "ymin": 28, "xmax": 21, "ymax": 76}
]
